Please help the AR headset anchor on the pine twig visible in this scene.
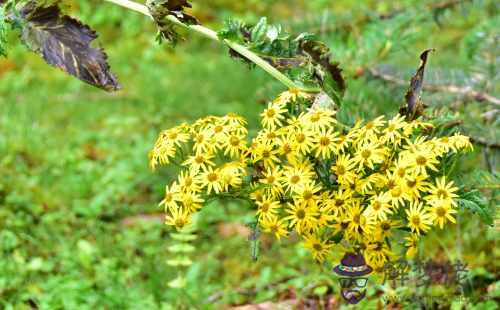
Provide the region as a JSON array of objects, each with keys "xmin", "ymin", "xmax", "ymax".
[
  {"xmin": 468, "ymin": 135, "xmax": 500, "ymax": 150},
  {"xmin": 304, "ymin": 0, "xmax": 472, "ymax": 35},
  {"xmin": 365, "ymin": 67, "xmax": 500, "ymax": 107}
]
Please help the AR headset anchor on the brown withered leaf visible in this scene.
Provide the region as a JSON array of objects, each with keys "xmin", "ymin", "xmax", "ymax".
[
  {"xmin": 11, "ymin": 1, "xmax": 121, "ymax": 92},
  {"xmin": 401, "ymin": 49, "xmax": 434, "ymax": 118},
  {"xmin": 147, "ymin": 0, "xmax": 201, "ymax": 46}
]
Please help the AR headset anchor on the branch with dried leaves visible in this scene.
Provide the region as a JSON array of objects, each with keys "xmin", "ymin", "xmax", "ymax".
[{"xmin": 364, "ymin": 66, "xmax": 500, "ymax": 107}]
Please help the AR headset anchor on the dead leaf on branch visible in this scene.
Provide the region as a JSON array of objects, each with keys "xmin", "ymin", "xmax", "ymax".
[
  {"xmin": 7, "ymin": 1, "xmax": 121, "ymax": 92},
  {"xmin": 399, "ymin": 48, "xmax": 434, "ymax": 120},
  {"xmin": 147, "ymin": 0, "xmax": 201, "ymax": 46}
]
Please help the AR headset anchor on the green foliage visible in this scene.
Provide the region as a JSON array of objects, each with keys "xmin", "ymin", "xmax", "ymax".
[
  {"xmin": 455, "ymin": 186, "xmax": 494, "ymax": 225},
  {"xmin": 0, "ymin": 0, "xmax": 19, "ymax": 57}
]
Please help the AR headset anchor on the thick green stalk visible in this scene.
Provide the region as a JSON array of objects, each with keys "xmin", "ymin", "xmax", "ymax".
[{"xmin": 103, "ymin": 0, "xmax": 322, "ymax": 93}]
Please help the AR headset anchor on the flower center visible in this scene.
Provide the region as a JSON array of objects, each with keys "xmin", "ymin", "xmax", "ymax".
[
  {"xmin": 341, "ymin": 222, "xmax": 349, "ymax": 229},
  {"xmin": 160, "ymin": 146, "xmax": 168, "ymax": 154},
  {"xmin": 255, "ymin": 193, "xmax": 263, "ymax": 203},
  {"xmin": 412, "ymin": 240, "xmax": 418, "ymax": 247},
  {"xmin": 388, "ymin": 124, "xmax": 396, "ymax": 132},
  {"xmin": 313, "ymin": 243, "xmax": 323, "ymax": 252},
  {"xmin": 266, "ymin": 132, "xmax": 277, "ymax": 139},
  {"xmin": 353, "ymin": 214, "xmax": 361, "ymax": 224},
  {"xmin": 194, "ymin": 156, "xmax": 205, "ymax": 164},
  {"xmin": 397, "ymin": 167, "xmax": 406, "ymax": 178},
  {"xmin": 270, "ymin": 224, "xmax": 278, "ymax": 232},
  {"xmin": 310, "ymin": 114, "xmax": 321, "ymax": 123},
  {"xmin": 380, "ymin": 222, "xmax": 391, "ymax": 231},
  {"xmin": 290, "ymin": 175, "xmax": 300, "ymax": 184},
  {"xmin": 416, "ymin": 155, "xmax": 427, "ymax": 166},
  {"xmin": 319, "ymin": 136, "xmax": 330, "ymax": 146},
  {"xmin": 296, "ymin": 209, "xmax": 306, "ymax": 219},
  {"xmin": 361, "ymin": 149, "xmax": 372, "ymax": 159},
  {"xmin": 303, "ymin": 190, "xmax": 313, "ymax": 200},
  {"xmin": 296, "ymin": 133, "xmax": 306, "ymax": 143},
  {"xmin": 436, "ymin": 206, "xmax": 447, "ymax": 217},
  {"xmin": 372, "ymin": 201, "xmax": 382, "ymax": 211},
  {"xmin": 441, "ymin": 137, "xmax": 449, "ymax": 143},
  {"xmin": 437, "ymin": 189, "xmax": 448, "ymax": 199},
  {"xmin": 411, "ymin": 215, "xmax": 421, "ymax": 226},
  {"xmin": 261, "ymin": 203, "xmax": 270, "ymax": 213},
  {"xmin": 226, "ymin": 112, "xmax": 238, "ymax": 118},
  {"xmin": 391, "ymin": 188, "xmax": 402, "ymax": 197},
  {"xmin": 374, "ymin": 241, "xmax": 383, "ymax": 251},
  {"xmin": 214, "ymin": 125, "xmax": 224, "ymax": 133},
  {"xmin": 207, "ymin": 172, "xmax": 218, "ymax": 182},
  {"xmin": 148, "ymin": 151, "xmax": 154, "ymax": 160},
  {"xmin": 266, "ymin": 109, "xmax": 276, "ymax": 118},
  {"xmin": 165, "ymin": 193, "xmax": 173, "ymax": 203},
  {"xmin": 184, "ymin": 197, "xmax": 193, "ymax": 207},
  {"xmin": 262, "ymin": 150, "xmax": 271, "ymax": 158},
  {"xmin": 185, "ymin": 178, "xmax": 193, "ymax": 187},
  {"xmin": 359, "ymin": 242, "xmax": 367, "ymax": 250},
  {"xmin": 387, "ymin": 179, "xmax": 396, "ymax": 190},
  {"xmin": 224, "ymin": 175, "xmax": 232, "ymax": 183},
  {"xmin": 175, "ymin": 219, "xmax": 185, "ymax": 228},
  {"xmin": 169, "ymin": 132, "xmax": 178, "ymax": 140},
  {"xmin": 283, "ymin": 144, "xmax": 292, "ymax": 154},
  {"xmin": 337, "ymin": 165, "xmax": 346, "ymax": 175},
  {"xmin": 289, "ymin": 88, "xmax": 300, "ymax": 94},
  {"xmin": 407, "ymin": 180, "xmax": 416, "ymax": 188},
  {"xmin": 267, "ymin": 175, "xmax": 276, "ymax": 183},
  {"xmin": 229, "ymin": 136, "xmax": 240, "ymax": 146},
  {"xmin": 365, "ymin": 121, "xmax": 375, "ymax": 130},
  {"xmin": 339, "ymin": 135, "xmax": 347, "ymax": 143},
  {"xmin": 196, "ymin": 135, "xmax": 204, "ymax": 144},
  {"xmin": 335, "ymin": 199, "xmax": 344, "ymax": 207}
]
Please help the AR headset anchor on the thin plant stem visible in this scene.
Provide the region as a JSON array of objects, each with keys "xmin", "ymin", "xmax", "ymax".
[{"xmin": 103, "ymin": 0, "xmax": 322, "ymax": 93}]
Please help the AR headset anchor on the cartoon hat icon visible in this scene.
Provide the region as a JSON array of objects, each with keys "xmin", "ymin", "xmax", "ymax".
[{"xmin": 334, "ymin": 252, "xmax": 373, "ymax": 276}]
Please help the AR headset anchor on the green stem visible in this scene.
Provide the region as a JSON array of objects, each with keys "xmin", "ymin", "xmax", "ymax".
[{"xmin": 103, "ymin": 0, "xmax": 321, "ymax": 93}]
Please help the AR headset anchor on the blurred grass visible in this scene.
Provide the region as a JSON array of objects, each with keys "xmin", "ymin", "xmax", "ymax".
[{"xmin": 0, "ymin": 0, "xmax": 499, "ymax": 309}]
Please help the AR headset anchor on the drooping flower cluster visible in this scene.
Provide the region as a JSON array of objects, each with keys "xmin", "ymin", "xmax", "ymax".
[{"xmin": 149, "ymin": 88, "xmax": 474, "ymax": 275}]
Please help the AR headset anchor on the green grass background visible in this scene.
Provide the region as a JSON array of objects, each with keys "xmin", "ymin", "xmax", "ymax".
[{"xmin": 0, "ymin": 0, "xmax": 499, "ymax": 309}]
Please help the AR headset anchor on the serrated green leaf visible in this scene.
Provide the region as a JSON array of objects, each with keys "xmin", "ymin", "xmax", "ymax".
[
  {"xmin": 170, "ymin": 233, "xmax": 197, "ymax": 241},
  {"xmin": 455, "ymin": 188, "xmax": 493, "ymax": 225},
  {"xmin": 251, "ymin": 17, "xmax": 267, "ymax": 43},
  {"xmin": 166, "ymin": 243, "xmax": 195, "ymax": 253}
]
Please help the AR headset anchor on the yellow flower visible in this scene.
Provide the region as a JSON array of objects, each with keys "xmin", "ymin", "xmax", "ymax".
[
  {"xmin": 182, "ymin": 152, "xmax": 216, "ymax": 173},
  {"xmin": 382, "ymin": 114, "xmax": 406, "ymax": 144},
  {"xmin": 404, "ymin": 233, "xmax": 419, "ymax": 259},
  {"xmin": 260, "ymin": 217, "xmax": 289, "ymax": 242},
  {"xmin": 309, "ymin": 205, "xmax": 335, "ymax": 233},
  {"xmin": 390, "ymin": 155, "xmax": 410, "ymax": 181},
  {"xmin": 339, "ymin": 174, "xmax": 364, "ymax": 197},
  {"xmin": 372, "ymin": 219, "xmax": 403, "ymax": 238},
  {"xmin": 192, "ymin": 127, "xmax": 214, "ymax": 155},
  {"xmin": 370, "ymin": 233, "xmax": 394, "ymax": 262},
  {"xmin": 345, "ymin": 200, "xmax": 376, "ymax": 239},
  {"xmin": 222, "ymin": 134, "xmax": 248, "ymax": 158},
  {"xmin": 252, "ymin": 140, "xmax": 281, "ymax": 169},
  {"xmin": 324, "ymin": 189, "xmax": 354, "ymax": 218},
  {"xmin": 197, "ymin": 167, "xmax": 222, "ymax": 195},
  {"xmin": 452, "ymin": 133, "xmax": 474, "ymax": 153},
  {"xmin": 159, "ymin": 182, "xmax": 182, "ymax": 212},
  {"xmin": 330, "ymin": 212, "xmax": 352, "ymax": 241},
  {"xmin": 293, "ymin": 181, "xmax": 322, "ymax": 208},
  {"xmin": 261, "ymin": 101, "xmax": 288, "ymax": 129},
  {"xmin": 424, "ymin": 176, "xmax": 459, "ymax": 207},
  {"xmin": 256, "ymin": 197, "xmax": 281, "ymax": 221},
  {"xmin": 165, "ymin": 130, "xmax": 191, "ymax": 148},
  {"xmin": 249, "ymin": 182, "xmax": 264, "ymax": 204},
  {"xmin": 361, "ymin": 115, "xmax": 386, "ymax": 139},
  {"xmin": 283, "ymin": 157, "xmax": 315, "ymax": 194},
  {"xmin": 406, "ymin": 200, "xmax": 433, "ymax": 235},
  {"xmin": 278, "ymin": 88, "xmax": 309, "ymax": 103},
  {"xmin": 165, "ymin": 207, "xmax": 192, "ymax": 230},
  {"xmin": 154, "ymin": 141, "xmax": 176, "ymax": 165},
  {"xmin": 300, "ymin": 108, "xmax": 337, "ymax": 132},
  {"xmin": 181, "ymin": 192, "xmax": 205, "ymax": 213},
  {"xmin": 403, "ymin": 119, "xmax": 434, "ymax": 135},
  {"xmin": 369, "ymin": 258, "xmax": 388, "ymax": 283},
  {"xmin": 220, "ymin": 171, "xmax": 242, "ymax": 191},
  {"xmin": 300, "ymin": 233, "xmax": 333, "ymax": 260},
  {"xmin": 332, "ymin": 154, "xmax": 357, "ymax": 184},
  {"xmin": 276, "ymin": 132, "xmax": 300, "ymax": 164},
  {"xmin": 353, "ymin": 139, "xmax": 387, "ymax": 172},
  {"xmin": 354, "ymin": 234, "xmax": 377, "ymax": 256},
  {"xmin": 312, "ymin": 126, "xmax": 340, "ymax": 159},
  {"xmin": 409, "ymin": 146, "xmax": 440, "ymax": 178},
  {"xmin": 366, "ymin": 192, "xmax": 393, "ymax": 220},
  {"xmin": 425, "ymin": 196, "xmax": 457, "ymax": 229},
  {"xmin": 259, "ymin": 166, "xmax": 286, "ymax": 198},
  {"xmin": 257, "ymin": 126, "xmax": 281, "ymax": 143},
  {"xmin": 294, "ymin": 128, "xmax": 316, "ymax": 155},
  {"xmin": 178, "ymin": 170, "xmax": 202, "ymax": 194},
  {"xmin": 335, "ymin": 132, "xmax": 355, "ymax": 154},
  {"xmin": 149, "ymin": 150, "xmax": 158, "ymax": 172},
  {"xmin": 220, "ymin": 112, "xmax": 247, "ymax": 126},
  {"xmin": 404, "ymin": 175, "xmax": 431, "ymax": 200},
  {"xmin": 284, "ymin": 201, "xmax": 318, "ymax": 231},
  {"xmin": 387, "ymin": 185, "xmax": 411, "ymax": 208}
]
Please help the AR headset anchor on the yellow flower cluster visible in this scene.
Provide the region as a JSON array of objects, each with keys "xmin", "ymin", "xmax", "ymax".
[{"xmin": 149, "ymin": 88, "xmax": 474, "ymax": 273}]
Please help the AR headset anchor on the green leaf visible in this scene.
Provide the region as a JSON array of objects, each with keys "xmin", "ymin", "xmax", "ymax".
[
  {"xmin": 250, "ymin": 183, "xmax": 273, "ymax": 193},
  {"xmin": 7, "ymin": 0, "xmax": 121, "ymax": 92},
  {"xmin": 217, "ymin": 19, "xmax": 347, "ymax": 100},
  {"xmin": 166, "ymin": 255, "xmax": 193, "ymax": 267},
  {"xmin": 455, "ymin": 187, "xmax": 494, "ymax": 225},
  {"xmin": 395, "ymin": 227, "xmax": 427, "ymax": 236},
  {"xmin": 330, "ymin": 233, "xmax": 344, "ymax": 244},
  {"xmin": 167, "ymin": 243, "xmax": 195, "ymax": 253},
  {"xmin": 170, "ymin": 233, "xmax": 197, "ymax": 241}
]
